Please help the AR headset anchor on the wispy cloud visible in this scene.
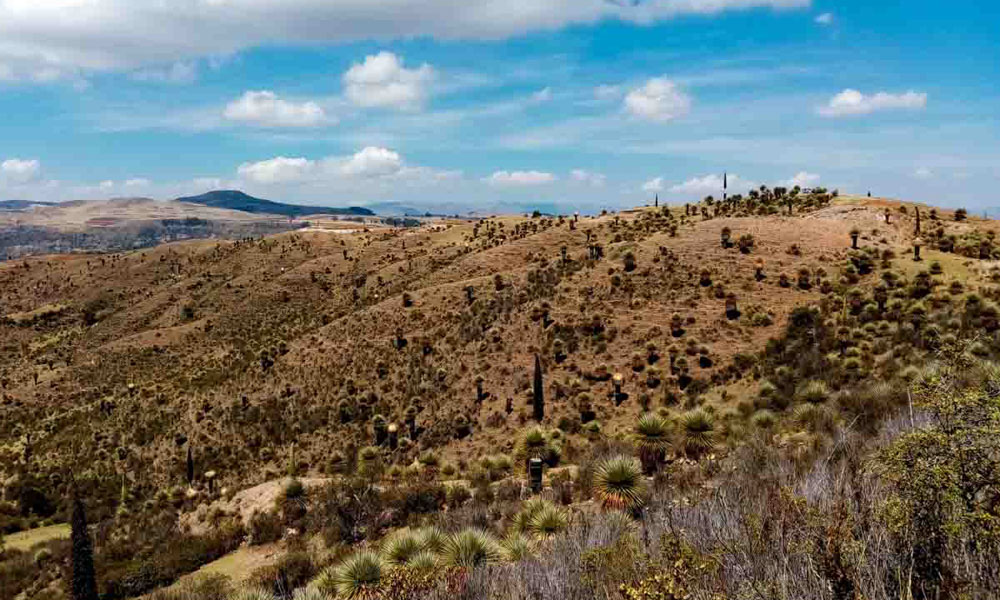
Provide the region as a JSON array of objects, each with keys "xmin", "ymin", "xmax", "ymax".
[
  {"xmin": 484, "ymin": 170, "xmax": 556, "ymax": 186},
  {"xmin": 818, "ymin": 89, "xmax": 927, "ymax": 117}
]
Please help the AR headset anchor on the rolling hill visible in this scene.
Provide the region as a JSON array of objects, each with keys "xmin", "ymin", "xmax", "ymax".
[
  {"xmin": 175, "ymin": 190, "xmax": 375, "ymax": 218},
  {"xmin": 2, "ymin": 190, "xmax": 999, "ymax": 600}
]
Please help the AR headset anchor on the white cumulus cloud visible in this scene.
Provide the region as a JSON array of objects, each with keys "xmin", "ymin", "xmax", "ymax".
[
  {"xmin": 223, "ymin": 91, "xmax": 329, "ymax": 127},
  {"xmin": 814, "ymin": 12, "xmax": 833, "ymax": 25},
  {"xmin": 343, "ymin": 52, "xmax": 434, "ymax": 111},
  {"xmin": 0, "ymin": 158, "xmax": 42, "ymax": 185},
  {"xmin": 818, "ymin": 89, "xmax": 927, "ymax": 117},
  {"xmin": 484, "ymin": 171, "xmax": 556, "ymax": 186},
  {"xmin": 336, "ymin": 147, "xmax": 404, "ymax": 178},
  {"xmin": 0, "ymin": 1, "xmax": 811, "ymax": 80},
  {"xmin": 237, "ymin": 147, "xmax": 455, "ymax": 187},
  {"xmin": 782, "ymin": 171, "xmax": 820, "ymax": 187},
  {"xmin": 624, "ymin": 77, "xmax": 691, "ymax": 122},
  {"xmin": 670, "ymin": 173, "xmax": 750, "ymax": 195},
  {"xmin": 642, "ymin": 177, "xmax": 664, "ymax": 192},
  {"xmin": 237, "ymin": 156, "xmax": 317, "ymax": 184},
  {"xmin": 571, "ymin": 169, "xmax": 606, "ymax": 187}
]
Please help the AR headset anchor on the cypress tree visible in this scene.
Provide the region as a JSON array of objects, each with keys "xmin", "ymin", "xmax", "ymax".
[
  {"xmin": 532, "ymin": 354, "xmax": 545, "ymax": 422},
  {"xmin": 70, "ymin": 492, "xmax": 98, "ymax": 600},
  {"xmin": 186, "ymin": 445, "xmax": 194, "ymax": 484}
]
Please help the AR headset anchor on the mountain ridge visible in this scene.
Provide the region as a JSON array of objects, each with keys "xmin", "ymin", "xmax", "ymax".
[{"xmin": 175, "ymin": 190, "xmax": 374, "ymax": 217}]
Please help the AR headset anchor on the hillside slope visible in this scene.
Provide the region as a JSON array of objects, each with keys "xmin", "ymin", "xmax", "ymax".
[{"xmin": 0, "ymin": 192, "xmax": 990, "ymax": 511}]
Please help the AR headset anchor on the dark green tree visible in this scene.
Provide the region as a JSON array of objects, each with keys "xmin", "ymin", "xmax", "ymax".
[
  {"xmin": 532, "ymin": 354, "xmax": 545, "ymax": 422},
  {"xmin": 70, "ymin": 492, "xmax": 98, "ymax": 600}
]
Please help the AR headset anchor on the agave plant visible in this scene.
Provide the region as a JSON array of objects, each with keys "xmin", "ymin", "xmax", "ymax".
[
  {"xmin": 678, "ymin": 409, "xmax": 715, "ymax": 458},
  {"xmin": 317, "ymin": 551, "xmax": 384, "ymax": 599},
  {"xmin": 592, "ymin": 455, "xmax": 645, "ymax": 513},
  {"xmin": 500, "ymin": 532, "xmax": 537, "ymax": 562},
  {"xmin": 440, "ymin": 529, "xmax": 503, "ymax": 568},
  {"xmin": 380, "ymin": 530, "xmax": 422, "ymax": 566},
  {"xmin": 527, "ymin": 502, "xmax": 569, "ymax": 539},
  {"xmin": 632, "ymin": 413, "xmax": 671, "ymax": 474}
]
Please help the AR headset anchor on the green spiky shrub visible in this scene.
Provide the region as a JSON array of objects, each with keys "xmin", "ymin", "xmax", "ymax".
[
  {"xmin": 678, "ymin": 409, "xmax": 715, "ymax": 458},
  {"xmin": 414, "ymin": 526, "xmax": 447, "ymax": 555},
  {"xmin": 405, "ymin": 550, "xmax": 439, "ymax": 570},
  {"xmin": 381, "ymin": 530, "xmax": 423, "ymax": 566},
  {"xmin": 500, "ymin": 532, "xmax": 537, "ymax": 562},
  {"xmin": 512, "ymin": 497, "xmax": 552, "ymax": 534},
  {"xmin": 229, "ymin": 589, "xmax": 276, "ymax": 600},
  {"xmin": 439, "ymin": 529, "xmax": 502, "ymax": 568},
  {"xmin": 527, "ymin": 502, "xmax": 569, "ymax": 539},
  {"xmin": 592, "ymin": 455, "xmax": 645, "ymax": 513},
  {"xmin": 633, "ymin": 413, "xmax": 671, "ymax": 474},
  {"xmin": 316, "ymin": 551, "xmax": 384, "ymax": 599},
  {"xmin": 795, "ymin": 380, "xmax": 830, "ymax": 404}
]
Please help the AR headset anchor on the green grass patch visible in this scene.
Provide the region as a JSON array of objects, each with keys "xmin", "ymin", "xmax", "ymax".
[{"xmin": 4, "ymin": 523, "xmax": 70, "ymax": 552}]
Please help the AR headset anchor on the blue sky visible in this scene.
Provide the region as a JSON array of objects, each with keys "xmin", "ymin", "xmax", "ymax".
[{"xmin": 0, "ymin": 0, "xmax": 997, "ymax": 214}]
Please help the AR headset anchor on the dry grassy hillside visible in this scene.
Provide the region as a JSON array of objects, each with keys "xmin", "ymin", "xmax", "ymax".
[
  {"xmin": 0, "ymin": 192, "xmax": 975, "ymax": 505},
  {"xmin": 0, "ymin": 198, "xmax": 276, "ymax": 231},
  {"xmin": 5, "ymin": 189, "xmax": 1000, "ymax": 600}
]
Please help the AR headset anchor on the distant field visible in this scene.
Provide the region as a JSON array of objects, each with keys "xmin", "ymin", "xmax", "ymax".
[{"xmin": 4, "ymin": 523, "xmax": 70, "ymax": 552}]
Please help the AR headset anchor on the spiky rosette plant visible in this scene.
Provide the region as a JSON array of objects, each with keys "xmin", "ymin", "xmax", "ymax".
[
  {"xmin": 632, "ymin": 413, "xmax": 671, "ymax": 474},
  {"xmin": 440, "ymin": 529, "xmax": 503, "ymax": 568},
  {"xmin": 512, "ymin": 497, "xmax": 551, "ymax": 534},
  {"xmin": 515, "ymin": 427, "xmax": 561, "ymax": 468},
  {"xmin": 500, "ymin": 532, "xmax": 537, "ymax": 562},
  {"xmin": 317, "ymin": 551, "xmax": 384, "ymax": 599},
  {"xmin": 291, "ymin": 588, "xmax": 327, "ymax": 600},
  {"xmin": 678, "ymin": 409, "xmax": 716, "ymax": 458},
  {"xmin": 592, "ymin": 455, "xmax": 645, "ymax": 513},
  {"xmin": 230, "ymin": 588, "xmax": 276, "ymax": 600},
  {"xmin": 414, "ymin": 526, "xmax": 447, "ymax": 554},
  {"xmin": 527, "ymin": 502, "xmax": 569, "ymax": 539},
  {"xmin": 405, "ymin": 550, "xmax": 438, "ymax": 570},
  {"xmin": 380, "ymin": 530, "xmax": 423, "ymax": 566}
]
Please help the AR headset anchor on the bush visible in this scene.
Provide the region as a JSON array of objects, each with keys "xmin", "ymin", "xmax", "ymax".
[{"xmin": 248, "ymin": 509, "xmax": 284, "ymax": 545}]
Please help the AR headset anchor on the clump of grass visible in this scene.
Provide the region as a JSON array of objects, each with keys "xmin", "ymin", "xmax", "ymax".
[{"xmin": 795, "ymin": 380, "xmax": 830, "ymax": 404}]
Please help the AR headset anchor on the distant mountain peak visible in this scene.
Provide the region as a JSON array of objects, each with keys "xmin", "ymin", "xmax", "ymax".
[
  {"xmin": 175, "ymin": 190, "xmax": 374, "ymax": 217},
  {"xmin": 0, "ymin": 199, "xmax": 56, "ymax": 211}
]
